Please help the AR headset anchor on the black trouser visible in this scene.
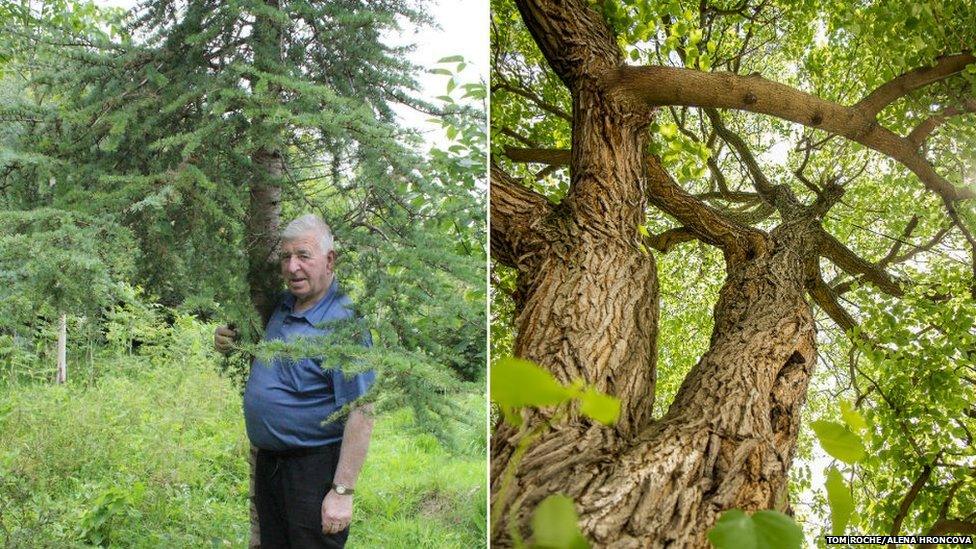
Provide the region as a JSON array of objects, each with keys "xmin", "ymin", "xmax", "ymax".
[{"xmin": 255, "ymin": 444, "xmax": 349, "ymax": 549}]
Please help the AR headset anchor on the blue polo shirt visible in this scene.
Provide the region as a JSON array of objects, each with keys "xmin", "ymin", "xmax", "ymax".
[{"xmin": 243, "ymin": 278, "xmax": 375, "ymax": 451}]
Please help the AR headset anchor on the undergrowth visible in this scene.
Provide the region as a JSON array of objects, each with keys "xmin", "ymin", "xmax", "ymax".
[{"xmin": 0, "ymin": 316, "xmax": 485, "ymax": 548}]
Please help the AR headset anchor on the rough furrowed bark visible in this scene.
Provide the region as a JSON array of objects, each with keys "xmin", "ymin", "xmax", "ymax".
[
  {"xmin": 576, "ymin": 225, "xmax": 818, "ymax": 548},
  {"xmin": 515, "ymin": 228, "xmax": 660, "ymax": 434},
  {"xmin": 515, "ymin": 77, "xmax": 660, "ymax": 431},
  {"xmin": 492, "ymin": 223, "xmax": 818, "ymax": 548},
  {"xmin": 489, "ymin": 227, "xmax": 659, "ymax": 544},
  {"xmin": 491, "ymin": 66, "xmax": 661, "ymax": 544},
  {"xmin": 591, "ymin": 228, "xmax": 815, "ymax": 548}
]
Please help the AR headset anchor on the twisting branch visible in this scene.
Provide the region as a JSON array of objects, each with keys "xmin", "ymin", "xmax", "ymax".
[
  {"xmin": 890, "ymin": 224, "xmax": 953, "ymax": 265},
  {"xmin": 907, "ymin": 98, "xmax": 976, "ymax": 147},
  {"xmin": 888, "ymin": 463, "xmax": 935, "ymax": 545},
  {"xmin": 941, "ymin": 197, "xmax": 976, "ymax": 296},
  {"xmin": 833, "ymin": 220, "xmax": 954, "ymax": 295},
  {"xmin": 922, "ymin": 519, "xmax": 976, "ymax": 540},
  {"xmin": 502, "ymin": 146, "xmax": 770, "ymax": 259},
  {"xmin": 857, "ymin": 53, "xmax": 976, "ymax": 117},
  {"xmin": 705, "ymin": 107, "xmax": 799, "ymax": 213},
  {"xmin": 808, "ymin": 272, "xmax": 858, "ymax": 333},
  {"xmin": 918, "ymin": 478, "xmax": 976, "ymax": 546},
  {"xmin": 503, "ymin": 146, "xmax": 570, "ymax": 165},
  {"xmin": 695, "ymin": 190, "xmax": 762, "ymax": 202},
  {"xmin": 879, "ymin": 216, "xmax": 919, "ymax": 266},
  {"xmin": 495, "ymin": 127, "xmax": 537, "ymax": 147},
  {"xmin": 647, "ymin": 227, "xmax": 698, "ymax": 252},
  {"xmin": 817, "ymin": 229, "xmax": 906, "ymax": 297},
  {"xmin": 490, "ymin": 161, "xmax": 553, "ymax": 269},
  {"xmin": 643, "ymin": 155, "xmax": 770, "ymax": 260},
  {"xmin": 493, "ymin": 76, "xmax": 572, "ymax": 122},
  {"xmin": 609, "ymin": 64, "xmax": 976, "ymax": 202}
]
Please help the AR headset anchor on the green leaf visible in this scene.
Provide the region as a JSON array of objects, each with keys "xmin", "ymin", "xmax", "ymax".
[
  {"xmin": 491, "ymin": 357, "xmax": 572, "ymax": 408},
  {"xmin": 811, "ymin": 420, "xmax": 866, "ymax": 464},
  {"xmin": 430, "ymin": 68, "xmax": 452, "ymax": 76},
  {"xmin": 499, "ymin": 404, "xmax": 523, "ymax": 427},
  {"xmin": 752, "ymin": 511, "xmax": 803, "ymax": 548},
  {"xmin": 531, "ymin": 494, "xmax": 590, "ymax": 549},
  {"xmin": 437, "ymin": 55, "xmax": 465, "ymax": 63},
  {"xmin": 708, "ymin": 509, "xmax": 802, "ymax": 549},
  {"xmin": 825, "ymin": 467, "xmax": 854, "ymax": 535},
  {"xmin": 708, "ymin": 509, "xmax": 755, "ymax": 548},
  {"xmin": 658, "ymin": 123, "xmax": 678, "ymax": 139},
  {"xmin": 579, "ymin": 388, "xmax": 621, "ymax": 425},
  {"xmin": 839, "ymin": 400, "xmax": 867, "ymax": 434}
]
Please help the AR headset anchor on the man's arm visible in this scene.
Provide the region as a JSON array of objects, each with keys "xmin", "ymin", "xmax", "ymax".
[{"xmin": 321, "ymin": 404, "xmax": 374, "ymax": 534}]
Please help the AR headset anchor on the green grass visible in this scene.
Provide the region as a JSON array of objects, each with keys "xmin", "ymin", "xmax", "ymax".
[
  {"xmin": 354, "ymin": 399, "xmax": 486, "ymax": 548},
  {"xmin": 0, "ymin": 321, "xmax": 486, "ymax": 548}
]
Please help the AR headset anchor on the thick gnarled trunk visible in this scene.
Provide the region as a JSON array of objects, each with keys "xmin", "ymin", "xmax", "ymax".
[
  {"xmin": 492, "ymin": 224, "xmax": 817, "ymax": 547},
  {"xmin": 488, "ymin": 2, "xmax": 832, "ymax": 545},
  {"xmin": 577, "ymin": 226, "xmax": 816, "ymax": 547}
]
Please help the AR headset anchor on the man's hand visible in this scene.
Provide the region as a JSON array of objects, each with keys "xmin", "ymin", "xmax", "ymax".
[
  {"xmin": 321, "ymin": 489, "xmax": 353, "ymax": 534},
  {"xmin": 213, "ymin": 325, "xmax": 237, "ymax": 355}
]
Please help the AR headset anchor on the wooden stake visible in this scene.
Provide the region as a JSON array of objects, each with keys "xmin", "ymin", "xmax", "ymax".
[{"xmin": 56, "ymin": 313, "xmax": 67, "ymax": 384}]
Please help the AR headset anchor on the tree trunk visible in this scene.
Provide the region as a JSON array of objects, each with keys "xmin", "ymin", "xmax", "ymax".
[
  {"xmin": 247, "ymin": 149, "xmax": 284, "ymax": 326},
  {"xmin": 246, "ymin": 3, "xmax": 287, "ymax": 545},
  {"xmin": 492, "ymin": 72, "xmax": 661, "ymax": 542},
  {"xmin": 55, "ymin": 312, "xmax": 66, "ymax": 384},
  {"xmin": 492, "ymin": 221, "xmax": 818, "ymax": 547},
  {"xmin": 245, "ymin": 150, "xmax": 284, "ymax": 549}
]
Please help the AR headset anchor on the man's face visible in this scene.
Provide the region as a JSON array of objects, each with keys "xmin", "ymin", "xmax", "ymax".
[{"xmin": 279, "ymin": 232, "xmax": 335, "ymax": 303}]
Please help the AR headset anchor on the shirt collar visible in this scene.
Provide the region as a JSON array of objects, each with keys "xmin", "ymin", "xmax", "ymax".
[{"xmin": 281, "ymin": 277, "xmax": 340, "ymax": 322}]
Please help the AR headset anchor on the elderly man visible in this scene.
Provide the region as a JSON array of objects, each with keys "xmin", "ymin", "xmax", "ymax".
[{"xmin": 215, "ymin": 214, "xmax": 374, "ymax": 548}]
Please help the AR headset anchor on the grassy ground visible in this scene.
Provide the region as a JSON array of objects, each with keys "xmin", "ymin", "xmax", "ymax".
[{"xmin": 0, "ymin": 321, "xmax": 485, "ymax": 548}]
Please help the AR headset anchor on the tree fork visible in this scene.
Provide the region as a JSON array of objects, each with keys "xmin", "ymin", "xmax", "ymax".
[
  {"xmin": 491, "ymin": 1, "xmax": 825, "ymax": 545},
  {"xmin": 492, "ymin": 221, "xmax": 818, "ymax": 547}
]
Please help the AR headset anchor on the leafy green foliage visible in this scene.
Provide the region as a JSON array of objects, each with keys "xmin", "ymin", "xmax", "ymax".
[
  {"xmin": 530, "ymin": 494, "xmax": 589, "ymax": 549},
  {"xmin": 0, "ymin": 312, "xmax": 485, "ymax": 548},
  {"xmin": 491, "ymin": 357, "xmax": 621, "ymax": 427},
  {"xmin": 578, "ymin": 388, "xmax": 621, "ymax": 426},
  {"xmin": 492, "ymin": 0, "xmax": 976, "ymax": 543},
  {"xmin": 491, "ymin": 357, "xmax": 573, "ymax": 408},
  {"xmin": 2, "ymin": 0, "xmax": 486, "ymax": 451},
  {"xmin": 810, "ymin": 420, "xmax": 867, "ymax": 464},
  {"xmin": 0, "ymin": 208, "xmax": 135, "ymax": 325},
  {"xmin": 837, "ymin": 270, "xmax": 976, "ymax": 539},
  {"xmin": 707, "ymin": 509, "xmax": 802, "ymax": 549},
  {"xmin": 824, "ymin": 467, "xmax": 854, "ymax": 535},
  {"xmin": 79, "ymin": 482, "xmax": 146, "ymax": 546},
  {"xmin": 839, "ymin": 400, "xmax": 868, "ymax": 436}
]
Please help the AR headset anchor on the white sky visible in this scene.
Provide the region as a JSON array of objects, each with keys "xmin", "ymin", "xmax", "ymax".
[{"xmin": 391, "ymin": 0, "xmax": 488, "ymax": 148}]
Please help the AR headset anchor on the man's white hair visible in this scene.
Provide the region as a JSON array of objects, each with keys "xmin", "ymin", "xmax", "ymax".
[{"xmin": 281, "ymin": 214, "xmax": 335, "ymax": 254}]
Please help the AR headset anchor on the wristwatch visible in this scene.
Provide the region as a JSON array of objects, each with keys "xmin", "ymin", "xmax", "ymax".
[{"xmin": 332, "ymin": 483, "xmax": 355, "ymax": 495}]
